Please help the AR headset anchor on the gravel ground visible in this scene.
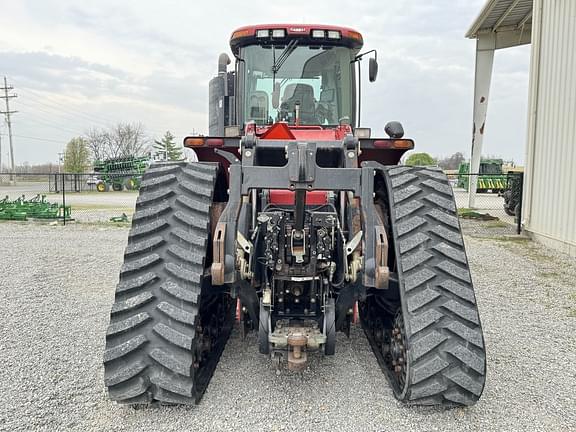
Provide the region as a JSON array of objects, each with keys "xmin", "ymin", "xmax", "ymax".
[{"xmin": 0, "ymin": 222, "xmax": 575, "ymax": 432}]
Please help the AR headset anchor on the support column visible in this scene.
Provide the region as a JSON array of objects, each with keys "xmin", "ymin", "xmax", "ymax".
[{"xmin": 468, "ymin": 34, "xmax": 495, "ymax": 208}]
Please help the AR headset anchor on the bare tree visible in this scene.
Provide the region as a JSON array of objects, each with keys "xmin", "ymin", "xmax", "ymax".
[
  {"xmin": 85, "ymin": 123, "xmax": 149, "ymax": 161},
  {"xmin": 111, "ymin": 123, "xmax": 149, "ymax": 158},
  {"xmin": 85, "ymin": 127, "xmax": 111, "ymax": 161}
]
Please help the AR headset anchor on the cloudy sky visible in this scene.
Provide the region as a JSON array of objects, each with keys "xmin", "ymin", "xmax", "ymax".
[{"xmin": 0, "ymin": 0, "xmax": 531, "ymax": 167}]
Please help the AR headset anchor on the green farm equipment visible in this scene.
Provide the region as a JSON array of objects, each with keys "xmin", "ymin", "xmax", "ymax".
[
  {"xmin": 93, "ymin": 156, "xmax": 150, "ymax": 192},
  {"xmin": 0, "ymin": 195, "xmax": 71, "ymax": 221},
  {"xmin": 457, "ymin": 159, "xmax": 507, "ymax": 193},
  {"xmin": 503, "ymin": 172, "xmax": 523, "ymax": 217}
]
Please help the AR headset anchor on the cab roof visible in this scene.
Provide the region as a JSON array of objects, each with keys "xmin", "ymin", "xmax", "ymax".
[{"xmin": 229, "ymin": 24, "xmax": 364, "ymax": 55}]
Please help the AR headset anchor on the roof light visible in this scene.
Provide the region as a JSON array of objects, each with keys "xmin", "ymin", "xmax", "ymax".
[
  {"xmin": 231, "ymin": 29, "xmax": 253, "ymax": 40},
  {"xmin": 327, "ymin": 30, "xmax": 341, "ymax": 39},
  {"xmin": 256, "ymin": 29, "xmax": 269, "ymax": 38},
  {"xmin": 347, "ymin": 30, "xmax": 363, "ymax": 42},
  {"xmin": 271, "ymin": 29, "xmax": 285, "ymax": 38},
  {"xmin": 311, "ymin": 29, "xmax": 325, "ymax": 38}
]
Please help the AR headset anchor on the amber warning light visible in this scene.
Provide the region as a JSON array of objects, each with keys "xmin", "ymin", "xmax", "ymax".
[
  {"xmin": 184, "ymin": 137, "xmax": 225, "ymax": 148},
  {"xmin": 372, "ymin": 139, "xmax": 413, "ymax": 149}
]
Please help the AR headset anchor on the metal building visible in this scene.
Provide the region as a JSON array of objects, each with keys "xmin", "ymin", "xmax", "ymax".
[{"xmin": 467, "ymin": 0, "xmax": 576, "ymax": 256}]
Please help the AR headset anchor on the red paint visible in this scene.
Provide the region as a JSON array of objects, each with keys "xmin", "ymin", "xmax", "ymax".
[
  {"xmin": 206, "ymin": 138, "xmax": 224, "ymax": 147},
  {"xmin": 257, "ymin": 123, "xmax": 352, "ymax": 141},
  {"xmin": 259, "ymin": 122, "xmax": 296, "ymax": 140},
  {"xmin": 373, "ymin": 140, "xmax": 393, "ymax": 148},
  {"xmin": 269, "ymin": 190, "xmax": 328, "ymax": 205}
]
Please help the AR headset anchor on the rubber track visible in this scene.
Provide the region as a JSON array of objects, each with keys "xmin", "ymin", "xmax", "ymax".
[
  {"xmin": 382, "ymin": 166, "xmax": 486, "ymax": 406},
  {"xmin": 103, "ymin": 162, "xmax": 220, "ymax": 405}
]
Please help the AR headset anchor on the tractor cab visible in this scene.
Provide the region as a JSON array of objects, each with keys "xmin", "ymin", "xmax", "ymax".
[{"xmin": 208, "ymin": 24, "xmax": 376, "ymax": 137}]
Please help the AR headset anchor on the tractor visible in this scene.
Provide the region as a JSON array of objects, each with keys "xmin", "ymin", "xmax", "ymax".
[{"xmin": 104, "ymin": 24, "xmax": 486, "ymax": 407}]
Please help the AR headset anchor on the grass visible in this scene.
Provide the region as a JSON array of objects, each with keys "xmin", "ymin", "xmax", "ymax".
[
  {"xmin": 457, "ymin": 207, "xmax": 499, "ymax": 221},
  {"xmin": 73, "ymin": 220, "xmax": 132, "ymax": 228},
  {"xmin": 484, "ymin": 220, "xmax": 509, "ymax": 229},
  {"xmin": 69, "ymin": 203, "xmax": 134, "ymax": 211},
  {"xmin": 46, "ymin": 191, "xmax": 138, "ymax": 197}
]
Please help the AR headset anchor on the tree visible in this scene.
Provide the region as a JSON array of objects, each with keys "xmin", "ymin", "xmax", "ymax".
[
  {"xmin": 154, "ymin": 131, "xmax": 183, "ymax": 161},
  {"xmin": 437, "ymin": 152, "xmax": 465, "ymax": 170},
  {"xmin": 405, "ymin": 152, "xmax": 437, "ymax": 166},
  {"xmin": 64, "ymin": 137, "xmax": 91, "ymax": 173},
  {"xmin": 85, "ymin": 122, "xmax": 149, "ymax": 161}
]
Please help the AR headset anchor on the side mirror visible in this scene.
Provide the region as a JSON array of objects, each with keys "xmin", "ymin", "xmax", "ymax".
[
  {"xmin": 385, "ymin": 121, "xmax": 404, "ymax": 139},
  {"xmin": 272, "ymin": 82, "xmax": 280, "ymax": 109},
  {"xmin": 369, "ymin": 57, "xmax": 378, "ymax": 82}
]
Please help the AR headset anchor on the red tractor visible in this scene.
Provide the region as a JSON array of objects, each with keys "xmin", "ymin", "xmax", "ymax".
[{"xmin": 104, "ymin": 24, "xmax": 486, "ymax": 407}]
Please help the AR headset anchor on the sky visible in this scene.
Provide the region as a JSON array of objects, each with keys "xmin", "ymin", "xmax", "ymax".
[{"xmin": 0, "ymin": 0, "xmax": 531, "ymax": 167}]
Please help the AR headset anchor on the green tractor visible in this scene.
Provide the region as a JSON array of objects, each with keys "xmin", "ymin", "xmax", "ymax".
[
  {"xmin": 93, "ymin": 156, "xmax": 150, "ymax": 192},
  {"xmin": 457, "ymin": 159, "xmax": 507, "ymax": 193}
]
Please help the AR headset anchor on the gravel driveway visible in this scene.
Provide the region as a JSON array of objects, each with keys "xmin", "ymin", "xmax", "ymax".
[{"xmin": 0, "ymin": 223, "xmax": 574, "ymax": 431}]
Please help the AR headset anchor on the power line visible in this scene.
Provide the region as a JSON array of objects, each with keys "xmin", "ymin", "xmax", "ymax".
[
  {"xmin": 15, "ymin": 93, "xmax": 114, "ymax": 129},
  {"xmin": 18, "ymin": 110, "xmax": 86, "ymax": 135},
  {"xmin": 14, "ymin": 85, "xmax": 186, "ymax": 137},
  {"xmin": 0, "ymin": 132, "xmax": 67, "ymax": 144},
  {"xmin": 0, "ymin": 76, "xmax": 17, "ymax": 181},
  {"xmin": 11, "ymin": 80, "xmax": 195, "ymax": 140},
  {"xmin": 15, "ymin": 86, "xmax": 118, "ymax": 126}
]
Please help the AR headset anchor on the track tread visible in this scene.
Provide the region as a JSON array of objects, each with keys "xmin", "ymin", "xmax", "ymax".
[
  {"xmin": 375, "ymin": 166, "xmax": 486, "ymax": 407},
  {"xmin": 125, "ymin": 236, "xmax": 165, "ymax": 257},
  {"xmin": 110, "ymin": 292, "xmax": 155, "ymax": 315},
  {"xmin": 104, "ymin": 162, "xmax": 230, "ymax": 405}
]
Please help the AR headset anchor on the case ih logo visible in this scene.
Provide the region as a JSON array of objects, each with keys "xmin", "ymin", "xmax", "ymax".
[{"xmin": 289, "ymin": 27, "xmax": 306, "ymax": 32}]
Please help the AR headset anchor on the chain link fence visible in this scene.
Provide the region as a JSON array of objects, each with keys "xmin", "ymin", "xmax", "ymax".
[
  {"xmin": 0, "ymin": 172, "xmax": 139, "ymax": 224},
  {"xmin": 446, "ymin": 172, "xmax": 524, "ymax": 235},
  {"xmin": 0, "ymin": 171, "xmax": 524, "ymax": 233}
]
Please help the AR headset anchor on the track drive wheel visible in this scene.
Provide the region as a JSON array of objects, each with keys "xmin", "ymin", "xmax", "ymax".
[
  {"xmin": 362, "ymin": 166, "xmax": 486, "ymax": 407},
  {"xmin": 103, "ymin": 162, "xmax": 233, "ymax": 405}
]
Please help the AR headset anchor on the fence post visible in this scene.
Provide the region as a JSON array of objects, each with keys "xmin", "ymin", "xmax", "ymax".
[{"xmin": 61, "ymin": 173, "xmax": 66, "ymax": 226}]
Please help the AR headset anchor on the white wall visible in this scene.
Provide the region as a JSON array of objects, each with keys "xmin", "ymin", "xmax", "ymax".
[{"xmin": 523, "ymin": 0, "xmax": 576, "ymax": 255}]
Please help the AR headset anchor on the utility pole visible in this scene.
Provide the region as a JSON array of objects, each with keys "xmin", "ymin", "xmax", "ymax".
[
  {"xmin": 0, "ymin": 76, "xmax": 17, "ymax": 183},
  {"xmin": 0, "ymin": 125, "xmax": 3, "ymax": 174},
  {"xmin": 58, "ymin": 152, "xmax": 64, "ymax": 173}
]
